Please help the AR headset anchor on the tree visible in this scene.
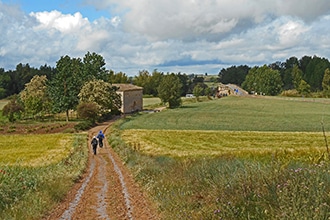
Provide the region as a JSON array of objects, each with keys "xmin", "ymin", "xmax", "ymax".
[
  {"xmin": 218, "ymin": 65, "xmax": 250, "ymax": 86},
  {"xmin": 20, "ymin": 75, "xmax": 51, "ymax": 118},
  {"xmin": 242, "ymin": 65, "xmax": 283, "ymax": 95},
  {"xmin": 149, "ymin": 69, "xmax": 164, "ymax": 96},
  {"xmin": 292, "ymin": 64, "xmax": 303, "ymax": 89},
  {"xmin": 322, "ymin": 68, "xmax": 330, "ymax": 97},
  {"xmin": 297, "ymin": 80, "xmax": 311, "ymax": 96},
  {"xmin": 2, "ymin": 95, "xmax": 24, "ymax": 122},
  {"xmin": 133, "ymin": 70, "xmax": 152, "ymax": 95},
  {"xmin": 304, "ymin": 56, "xmax": 330, "ymax": 91},
  {"xmin": 193, "ymin": 84, "xmax": 203, "ymax": 101},
  {"xmin": 78, "ymin": 79, "xmax": 121, "ymax": 117},
  {"xmin": 108, "ymin": 70, "xmax": 129, "ymax": 83},
  {"xmin": 177, "ymin": 73, "xmax": 190, "ymax": 96},
  {"xmin": 20, "ymin": 75, "xmax": 51, "ymax": 116},
  {"xmin": 48, "ymin": 55, "xmax": 83, "ymax": 122},
  {"xmin": 158, "ymin": 73, "xmax": 182, "ymax": 108},
  {"xmin": 82, "ymin": 51, "xmax": 107, "ymax": 81},
  {"xmin": 76, "ymin": 102, "xmax": 99, "ymax": 123}
]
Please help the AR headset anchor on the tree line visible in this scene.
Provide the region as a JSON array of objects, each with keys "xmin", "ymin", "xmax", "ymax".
[
  {"xmin": 219, "ymin": 55, "xmax": 330, "ymax": 96},
  {"xmin": 1, "ymin": 53, "xmax": 330, "ymax": 122}
]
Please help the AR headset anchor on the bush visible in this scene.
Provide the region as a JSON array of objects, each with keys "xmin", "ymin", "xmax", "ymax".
[
  {"xmin": 76, "ymin": 102, "xmax": 98, "ymax": 123},
  {"xmin": 74, "ymin": 120, "xmax": 94, "ymax": 131}
]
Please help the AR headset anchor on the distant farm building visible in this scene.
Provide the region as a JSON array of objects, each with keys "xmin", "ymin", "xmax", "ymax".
[
  {"xmin": 216, "ymin": 84, "xmax": 230, "ymax": 97},
  {"xmin": 113, "ymin": 84, "xmax": 143, "ymax": 114}
]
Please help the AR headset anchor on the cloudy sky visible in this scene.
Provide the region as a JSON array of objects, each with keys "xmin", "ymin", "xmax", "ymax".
[{"xmin": 1, "ymin": 0, "xmax": 330, "ymax": 76}]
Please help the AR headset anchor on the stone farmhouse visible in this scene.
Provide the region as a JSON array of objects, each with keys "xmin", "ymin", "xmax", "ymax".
[{"xmin": 113, "ymin": 84, "xmax": 143, "ymax": 114}]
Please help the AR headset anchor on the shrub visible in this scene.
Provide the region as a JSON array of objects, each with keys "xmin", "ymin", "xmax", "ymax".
[
  {"xmin": 76, "ymin": 102, "xmax": 98, "ymax": 123},
  {"xmin": 74, "ymin": 120, "xmax": 94, "ymax": 131}
]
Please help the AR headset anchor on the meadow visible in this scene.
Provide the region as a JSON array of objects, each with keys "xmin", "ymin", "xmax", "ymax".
[{"xmin": 109, "ymin": 96, "xmax": 330, "ymax": 219}]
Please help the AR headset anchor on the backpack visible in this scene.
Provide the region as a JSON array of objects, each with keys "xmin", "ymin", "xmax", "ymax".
[{"xmin": 91, "ymin": 138, "xmax": 98, "ymax": 146}]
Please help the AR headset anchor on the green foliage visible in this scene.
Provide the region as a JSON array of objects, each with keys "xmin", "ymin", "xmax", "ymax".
[
  {"xmin": 20, "ymin": 75, "xmax": 51, "ymax": 119},
  {"xmin": 48, "ymin": 55, "xmax": 84, "ymax": 122},
  {"xmin": 322, "ymin": 68, "xmax": 330, "ymax": 97},
  {"xmin": 192, "ymin": 84, "xmax": 203, "ymax": 101},
  {"xmin": 82, "ymin": 51, "xmax": 108, "ymax": 81},
  {"xmin": 242, "ymin": 65, "xmax": 283, "ymax": 95},
  {"xmin": 74, "ymin": 120, "xmax": 95, "ymax": 131},
  {"xmin": 297, "ymin": 79, "xmax": 311, "ymax": 96},
  {"xmin": 218, "ymin": 65, "xmax": 250, "ymax": 86},
  {"xmin": 76, "ymin": 102, "xmax": 98, "ymax": 123},
  {"xmin": 158, "ymin": 73, "xmax": 182, "ymax": 108},
  {"xmin": 2, "ymin": 96, "xmax": 24, "ymax": 122},
  {"xmin": 108, "ymin": 70, "xmax": 130, "ymax": 83},
  {"xmin": 133, "ymin": 69, "xmax": 164, "ymax": 96},
  {"xmin": 78, "ymin": 79, "xmax": 121, "ymax": 116},
  {"xmin": 304, "ymin": 56, "xmax": 330, "ymax": 91},
  {"xmin": 292, "ymin": 64, "xmax": 303, "ymax": 89}
]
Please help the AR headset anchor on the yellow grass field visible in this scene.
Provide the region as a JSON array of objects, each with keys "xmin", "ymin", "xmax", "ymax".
[
  {"xmin": 122, "ymin": 129, "xmax": 327, "ymax": 159},
  {"xmin": 0, "ymin": 133, "xmax": 74, "ymax": 166}
]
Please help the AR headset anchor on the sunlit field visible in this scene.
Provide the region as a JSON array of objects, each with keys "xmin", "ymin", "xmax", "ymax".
[
  {"xmin": 122, "ymin": 129, "xmax": 326, "ymax": 161},
  {"xmin": 0, "ymin": 133, "xmax": 74, "ymax": 166},
  {"xmin": 109, "ymin": 96, "xmax": 330, "ymax": 219},
  {"xmin": 0, "ymin": 134, "xmax": 87, "ymax": 219}
]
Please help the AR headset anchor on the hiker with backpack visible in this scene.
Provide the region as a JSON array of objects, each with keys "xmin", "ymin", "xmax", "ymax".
[
  {"xmin": 91, "ymin": 136, "xmax": 98, "ymax": 155},
  {"xmin": 97, "ymin": 130, "xmax": 105, "ymax": 148}
]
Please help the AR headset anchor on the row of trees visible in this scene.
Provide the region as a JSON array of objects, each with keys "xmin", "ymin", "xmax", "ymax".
[
  {"xmin": 1, "ymin": 52, "xmax": 204, "ymax": 122},
  {"xmin": 219, "ymin": 55, "xmax": 330, "ymax": 96},
  {"xmin": 2, "ymin": 52, "xmax": 123, "ymax": 122},
  {"xmin": 2, "ymin": 53, "xmax": 330, "ymax": 122}
]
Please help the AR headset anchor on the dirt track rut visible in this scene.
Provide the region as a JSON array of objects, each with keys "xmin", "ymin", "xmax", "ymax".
[{"xmin": 45, "ymin": 120, "xmax": 158, "ymax": 220}]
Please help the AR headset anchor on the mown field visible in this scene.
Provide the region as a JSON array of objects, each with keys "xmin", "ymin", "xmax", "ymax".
[{"xmin": 109, "ymin": 96, "xmax": 330, "ymax": 219}]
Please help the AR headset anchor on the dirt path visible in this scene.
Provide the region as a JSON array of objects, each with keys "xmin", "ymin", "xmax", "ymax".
[{"xmin": 45, "ymin": 119, "xmax": 159, "ymax": 220}]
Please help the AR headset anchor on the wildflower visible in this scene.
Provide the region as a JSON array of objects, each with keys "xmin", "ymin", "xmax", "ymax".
[{"xmin": 214, "ymin": 209, "xmax": 221, "ymax": 214}]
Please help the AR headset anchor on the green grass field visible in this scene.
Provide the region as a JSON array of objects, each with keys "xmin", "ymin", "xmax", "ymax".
[
  {"xmin": 123, "ymin": 96, "xmax": 330, "ymax": 132},
  {"xmin": 109, "ymin": 95, "xmax": 330, "ymax": 219}
]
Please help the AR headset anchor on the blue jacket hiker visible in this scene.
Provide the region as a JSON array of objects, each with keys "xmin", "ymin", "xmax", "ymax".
[
  {"xmin": 91, "ymin": 136, "xmax": 98, "ymax": 155},
  {"xmin": 97, "ymin": 130, "xmax": 105, "ymax": 148}
]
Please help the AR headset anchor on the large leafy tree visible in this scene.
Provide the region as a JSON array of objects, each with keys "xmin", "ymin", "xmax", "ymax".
[
  {"xmin": 149, "ymin": 69, "xmax": 163, "ymax": 96},
  {"xmin": 297, "ymin": 80, "xmax": 311, "ymax": 96},
  {"xmin": 108, "ymin": 70, "xmax": 130, "ymax": 83},
  {"xmin": 2, "ymin": 95, "xmax": 24, "ymax": 122},
  {"xmin": 218, "ymin": 65, "xmax": 250, "ymax": 86},
  {"xmin": 304, "ymin": 56, "xmax": 330, "ymax": 91},
  {"xmin": 48, "ymin": 55, "xmax": 83, "ymax": 122},
  {"xmin": 133, "ymin": 70, "xmax": 152, "ymax": 95},
  {"xmin": 82, "ymin": 51, "xmax": 108, "ymax": 81},
  {"xmin": 193, "ymin": 84, "xmax": 204, "ymax": 101},
  {"xmin": 20, "ymin": 75, "xmax": 51, "ymax": 118},
  {"xmin": 158, "ymin": 73, "xmax": 182, "ymax": 108},
  {"xmin": 78, "ymin": 79, "xmax": 121, "ymax": 116},
  {"xmin": 242, "ymin": 65, "xmax": 283, "ymax": 95}
]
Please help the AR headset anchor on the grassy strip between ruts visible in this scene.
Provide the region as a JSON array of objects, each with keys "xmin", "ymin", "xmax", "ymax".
[{"xmin": 0, "ymin": 133, "xmax": 88, "ymax": 220}]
